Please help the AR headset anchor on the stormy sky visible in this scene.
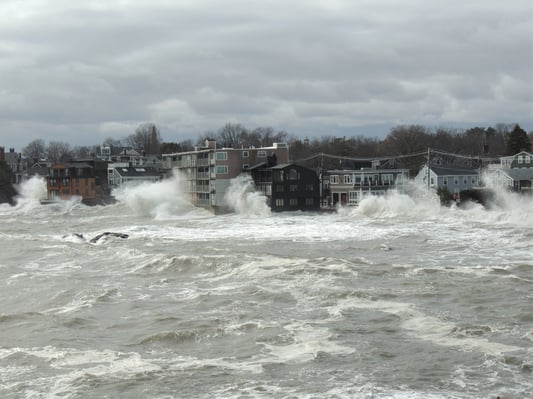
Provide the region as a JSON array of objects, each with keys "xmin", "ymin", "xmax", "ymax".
[{"xmin": 1, "ymin": 0, "xmax": 532, "ymax": 149}]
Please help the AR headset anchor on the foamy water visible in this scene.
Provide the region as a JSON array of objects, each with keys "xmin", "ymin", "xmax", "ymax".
[{"xmin": 0, "ymin": 177, "xmax": 531, "ymax": 398}]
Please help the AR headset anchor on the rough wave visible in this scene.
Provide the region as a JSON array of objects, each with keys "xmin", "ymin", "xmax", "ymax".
[
  {"xmin": 224, "ymin": 175, "xmax": 270, "ymax": 216},
  {"xmin": 113, "ymin": 170, "xmax": 199, "ymax": 219}
]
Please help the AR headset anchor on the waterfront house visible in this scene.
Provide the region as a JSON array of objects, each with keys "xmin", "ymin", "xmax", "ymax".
[
  {"xmin": 322, "ymin": 167, "xmax": 410, "ymax": 206},
  {"xmin": 44, "ymin": 160, "xmax": 112, "ymax": 205},
  {"xmin": 1, "ymin": 148, "xmax": 24, "ymax": 184},
  {"xmin": 415, "ymin": 164, "xmax": 480, "ymax": 194},
  {"xmin": 162, "ymin": 140, "xmax": 289, "ymax": 212},
  {"xmin": 490, "ymin": 151, "xmax": 533, "ymax": 191},
  {"xmin": 247, "ymin": 163, "xmax": 320, "ymax": 212},
  {"xmin": 108, "ymin": 165, "xmax": 161, "ymax": 189}
]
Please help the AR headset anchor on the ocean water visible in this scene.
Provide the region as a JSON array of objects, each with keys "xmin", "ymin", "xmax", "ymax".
[{"xmin": 0, "ymin": 175, "xmax": 531, "ymax": 399}]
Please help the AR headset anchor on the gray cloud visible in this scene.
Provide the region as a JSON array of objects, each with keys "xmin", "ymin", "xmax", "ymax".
[{"xmin": 1, "ymin": 0, "xmax": 532, "ymax": 149}]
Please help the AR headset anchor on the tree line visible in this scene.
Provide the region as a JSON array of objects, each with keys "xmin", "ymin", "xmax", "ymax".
[{"xmin": 18, "ymin": 122, "xmax": 531, "ymax": 166}]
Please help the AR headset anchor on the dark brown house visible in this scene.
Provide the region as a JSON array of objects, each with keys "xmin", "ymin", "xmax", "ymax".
[
  {"xmin": 44, "ymin": 160, "xmax": 112, "ymax": 205},
  {"xmin": 248, "ymin": 163, "xmax": 320, "ymax": 212}
]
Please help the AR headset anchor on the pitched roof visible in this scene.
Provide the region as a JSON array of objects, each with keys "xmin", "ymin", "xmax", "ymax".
[
  {"xmin": 497, "ymin": 168, "xmax": 533, "ymax": 181},
  {"xmin": 429, "ymin": 165, "xmax": 479, "ymax": 176}
]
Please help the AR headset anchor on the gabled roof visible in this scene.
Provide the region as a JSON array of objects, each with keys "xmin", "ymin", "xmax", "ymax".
[
  {"xmin": 428, "ymin": 165, "xmax": 479, "ymax": 176},
  {"xmin": 245, "ymin": 162, "xmax": 268, "ymax": 171},
  {"xmin": 270, "ymin": 163, "xmax": 293, "ymax": 170},
  {"xmin": 496, "ymin": 168, "xmax": 533, "ymax": 181},
  {"xmin": 500, "ymin": 151, "xmax": 533, "ymax": 161}
]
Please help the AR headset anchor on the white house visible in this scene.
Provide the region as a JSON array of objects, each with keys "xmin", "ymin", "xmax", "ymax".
[{"xmin": 108, "ymin": 165, "xmax": 160, "ymax": 189}]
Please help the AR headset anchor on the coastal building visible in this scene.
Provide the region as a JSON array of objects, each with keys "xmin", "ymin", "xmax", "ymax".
[
  {"xmin": 44, "ymin": 160, "xmax": 112, "ymax": 205},
  {"xmin": 108, "ymin": 164, "xmax": 161, "ymax": 189},
  {"xmin": 1, "ymin": 148, "xmax": 24, "ymax": 184},
  {"xmin": 161, "ymin": 140, "xmax": 289, "ymax": 212},
  {"xmin": 97, "ymin": 145, "xmax": 162, "ymax": 171},
  {"xmin": 27, "ymin": 162, "xmax": 51, "ymax": 179},
  {"xmin": 247, "ymin": 163, "xmax": 320, "ymax": 212},
  {"xmin": 415, "ymin": 164, "xmax": 480, "ymax": 194},
  {"xmin": 490, "ymin": 151, "xmax": 533, "ymax": 191},
  {"xmin": 322, "ymin": 167, "xmax": 409, "ymax": 207}
]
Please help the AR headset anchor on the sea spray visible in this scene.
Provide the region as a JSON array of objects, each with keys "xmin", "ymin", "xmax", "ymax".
[
  {"xmin": 224, "ymin": 175, "xmax": 270, "ymax": 216},
  {"xmin": 113, "ymin": 170, "xmax": 198, "ymax": 218},
  {"xmin": 477, "ymin": 172, "xmax": 533, "ymax": 226},
  {"xmin": 8, "ymin": 176, "xmax": 48, "ymax": 214},
  {"xmin": 342, "ymin": 182, "xmax": 442, "ymax": 219},
  {"xmin": 15, "ymin": 176, "xmax": 47, "ymax": 204}
]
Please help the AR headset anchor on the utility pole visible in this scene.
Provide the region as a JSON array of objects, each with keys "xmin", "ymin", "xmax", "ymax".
[{"xmin": 427, "ymin": 147, "xmax": 431, "ymax": 190}]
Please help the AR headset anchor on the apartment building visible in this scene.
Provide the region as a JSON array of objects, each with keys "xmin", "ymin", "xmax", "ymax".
[{"xmin": 162, "ymin": 140, "xmax": 289, "ymax": 212}]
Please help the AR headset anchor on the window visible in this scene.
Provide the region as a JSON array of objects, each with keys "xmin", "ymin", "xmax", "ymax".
[
  {"xmin": 243, "ymin": 164, "xmax": 249, "ymax": 169},
  {"xmin": 382, "ymin": 174, "xmax": 393, "ymax": 185},
  {"xmin": 288, "ymin": 169, "xmax": 299, "ymax": 180},
  {"xmin": 305, "ymin": 198, "xmax": 315, "ymax": 205},
  {"xmin": 344, "ymin": 175, "xmax": 353, "ymax": 184},
  {"xmin": 330, "ymin": 175, "xmax": 339, "ymax": 184},
  {"xmin": 518, "ymin": 155, "xmax": 524, "ymax": 164},
  {"xmin": 464, "ymin": 178, "xmax": 467, "ymax": 184},
  {"xmin": 216, "ymin": 165, "xmax": 228, "ymax": 174},
  {"xmin": 242, "ymin": 151, "xmax": 249, "ymax": 158},
  {"xmin": 454, "ymin": 178, "xmax": 458, "ymax": 185},
  {"xmin": 257, "ymin": 150, "xmax": 266, "ymax": 158},
  {"xmin": 305, "ymin": 184, "xmax": 314, "ymax": 191},
  {"xmin": 348, "ymin": 191, "xmax": 358, "ymax": 205},
  {"xmin": 289, "ymin": 198, "xmax": 298, "ymax": 206},
  {"xmin": 443, "ymin": 177, "xmax": 448, "ymax": 185},
  {"xmin": 275, "ymin": 199, "xmax": 284, "ymax": 207},
  {"xmin": 289, "ymin": 184, "xmax": 298, "ymax": 192},
  {"xmin": 216, "ymin": 152, "xmax": 227, "ymax": 161},
  {"xmin": 526, "ymin": 156, "xmax": 531, "ymax": 163},
  {"xmin": 276, "ymin": 184, "xmax": 284, "ymax": 192}
]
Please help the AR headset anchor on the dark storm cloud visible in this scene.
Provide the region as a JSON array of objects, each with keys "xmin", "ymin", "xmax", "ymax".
[{"xmin": 1, "ymin": 0, "xmax": 531, "ymax": 148}]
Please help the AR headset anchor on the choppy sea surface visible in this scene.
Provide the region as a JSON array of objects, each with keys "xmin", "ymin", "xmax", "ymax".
[{"xmin": 0, "ymin": 176, "xmax": 531, "ymax": 399}]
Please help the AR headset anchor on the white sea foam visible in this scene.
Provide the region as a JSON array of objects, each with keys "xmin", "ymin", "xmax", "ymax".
[
  {"xmin": 0, "ymin": 346, "xmax": 162, "ymax": 398},
  {"xmin": 261, "ymin": 321, "xmax": 355, "ymax": 364},
  {"xmin": 170, "ymin": 354, "xmax": 265, "ymax": 374},
  {"xmin": 224, "ymin": 174, "xmax": 270, "ymax": 216}
]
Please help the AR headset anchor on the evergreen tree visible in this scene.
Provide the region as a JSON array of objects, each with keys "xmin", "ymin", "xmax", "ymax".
[{"xmin": 506, "ymin": 124, "xmax": 531, "ymax": 155}]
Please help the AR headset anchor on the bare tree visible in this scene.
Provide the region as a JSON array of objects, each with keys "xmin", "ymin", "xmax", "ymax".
[
  {"xmin": 127, "ymin": 123, "xmax": 161, "ymax": 154},
  {"xmin": 217, "ymin": 123, "xmax": 248, "ymax": 148},
  {"xmin": 250, "ymin": 126, "xmax": 289, "ymax": 147},
  {"xmin": 47, "ymin": 141, "xmax": 72, "ymax": 164},
  {"xmin": 22, "ymin": 139, "xmax": 46, "ymax": 163},
  {"xmin": 103, "ymin": 137, "xmax": 122, "ymax": 146},
  {"xmin": 378, "ymin": 125, "xmax": 430, "ymax": 156},
  {"xmin": 72, "ymin": 146, "xmax": 94, "ymax": 160}
]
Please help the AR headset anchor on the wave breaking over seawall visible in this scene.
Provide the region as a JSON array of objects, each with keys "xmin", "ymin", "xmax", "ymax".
[
  {"xmin": 113, "ymin": 170, "xmax": 200, "ymax": 219},
  {"xmin": 224, "ymin": 174, "xmax": 270, "ymax": 216}
]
